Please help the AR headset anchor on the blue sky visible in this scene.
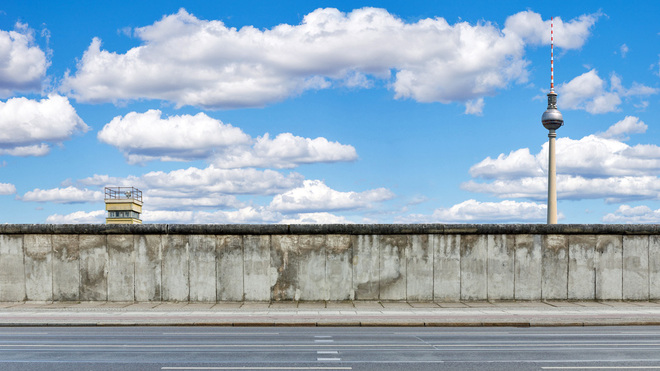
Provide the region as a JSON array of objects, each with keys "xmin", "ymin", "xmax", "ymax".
[{"xmin": 1, "ymin": 0, "xmax": 659, "ymax": 224}]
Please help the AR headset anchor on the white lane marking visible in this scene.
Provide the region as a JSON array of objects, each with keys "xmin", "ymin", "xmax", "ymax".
[
  {"xmin": 0, "ymin": 332, "xmax": 48, "ymax": 336},
  {"xmin": 162, "ymin": 367, "xmax": 352, "ymax": 370},
  {"xmin": 317, "ymin": 351, "xmax": 339, "ymax": 354},
  {"xmin": 317, "ymin": 358, "xmax": 341, "ymax": 362},
  {"xmin": 542, "ymin": 367, "xmax": 660, "ymax": 370},
  {"xmin": 162, "ymin": 333, "xmax": 280, "ymax": 336},
  {"xmin": 314, "ymin": 340, "xmax": 334, "ymax": 343},
  {"xmin": 314, "ymin": 336, "xmax": 333, "ymax": 338}
]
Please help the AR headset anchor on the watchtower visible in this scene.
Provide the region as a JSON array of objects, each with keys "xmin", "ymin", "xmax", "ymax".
[{"xmin": 104, "ymin": 187, "xmax": 142, "ymax": 224}]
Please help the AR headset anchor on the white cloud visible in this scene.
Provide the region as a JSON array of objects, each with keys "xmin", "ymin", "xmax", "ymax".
[
  {"xmin": 98, "ymin": 109, "xmax": 250, "ymax": 164},
  {"xmin": 269, "ymin": 179, "xmax": 394, "ymax": 213},
  {"xmin": 194, "ymin": 207, "xmax": 282, "ymax": 224},
  {"xmin": 61, "ymin": 8, "xmax": 597, "ymax": 109},
  {"xmin": 0, "ymin": 183, "xmax": 16, "ymax": 195},
  {"xmin": 79, "ymin": 166, "xmax": 304, "ymax": 196},
  {"xmin": 142, "ymin": 210, "xmax": 194, "ymax": 223},
  {"xmin": 602, "ymin": 205, "xmax": 660, "ymax": 224},
  {"xmin": 280, "ymin": 212, "xmax": 352, "ymax": 224},
  {"xmin": 0, "ymin": 23, "xmax": 48, "ymax": 97},
  {"xmin": 503, "ymin": 11, "xmax": 599, "ymax": 49},
  {"xmin": 470, "ymin": 117, "xmax": 657, "ymax": 180},
  {"xmin": 463, "ymin": 175, "xmax": 660, "ymax": 203},
  {"xmin": 557, "ymin": 70, "xmax": 657, "ymax": 114},
  {"xmin": 0, "ymin": 95, "xmax": 89, "ymax": 156},
  {"xmin": 98, "ymin": 109, "xmax": 357, "ymax": 167},
  {"xmin": 620, "ymin": 44, "xmax": 629, "ymax": 58},
  {"xmin": 597, "ymin": 116, "xmax": 647, "ymax": 140},
  {"xmin": 21, "ymin": 186, "xmax": 103, "ymax": 203},
  {"xmin": 145, "ymin": 194, "xmax": 242, "ymax": 211},
  {"xmin": 464, "ymin": 98, "xmax": 484, "ymax": 115},
  {"xmin": 405, "ymin": 199, "xmax": 547, "ymax": 223},
  {"xmin": 465, "ymin": 117, "xmax": 660, "ymax": 203},
  {"xmin": 46, "ymin": 210, "xmax": 105, "ymax": 224},
  {"xmin": 216, "ymin": 132, "xmax": 357, "ymax": 169}
]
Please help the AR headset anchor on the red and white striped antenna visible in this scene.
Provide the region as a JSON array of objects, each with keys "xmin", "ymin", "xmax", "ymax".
[{"xmin": 550, "ymin": 17, "xmax": 554, "ymax": 92}]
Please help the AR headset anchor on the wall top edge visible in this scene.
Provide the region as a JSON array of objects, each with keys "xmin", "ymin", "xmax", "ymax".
[{"xmin": 1, "ymin": 224, "xmax": 660, "ymax": 235}]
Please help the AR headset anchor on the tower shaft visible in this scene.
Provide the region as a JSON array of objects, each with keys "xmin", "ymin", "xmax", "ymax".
[{"xmin": 547, "ymin": 130, "xmax": 557, "ymax": 224}]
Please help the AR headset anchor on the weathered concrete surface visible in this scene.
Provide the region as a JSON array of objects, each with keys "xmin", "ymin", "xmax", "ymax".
[
  {"xmin": 516, "ymin": 235, "xmax": 543, "ymax": 300},
  {"xmin": 243, "ymin": 235, "xmax": 270, "ymax": 301},
  {"xmin": 23, "ymin": 234, "xmax": 52, "ymax": 301},
  {"xmin": 353, "ymin": 235, "xmax": 379, "ymax": 300},
  {"xmin": 216, "ymin": 235, "xmax": 243, "ymax": 301},
  {"xmin": 0, "ymin": 235, "xmax": 25, "ymax": 301},
  {"xmin": 568, "ymin": 235, "xmax": 596, "ymax": 300},
  {"xmin": 79, "ymin": 235, "xmax": 107, "ymax": 301},
  {"xmin": 52, "ymin": 234, "xmax": 80, "ymax": 301},
  {"xmin": 297, "ymin": 235, "xmax": 327, "ymax": 301},
  {"xmin": 134, "ymin": 235, "xmax": 161, "ymax": 301},
  {"xmin": 379, "ymin": 235, "xmax": 407, "ymax": 301},
  {"xmin": 487, "ymin": 234, "xmax": 514, "ymax": 300},
  {"xmin": 407, "ymin": 235, "xmax": 433, "ymax": 301},
  {"xmin": 107, "ymin": 235, "xmax": 134, "ymax": 302},
  {"xmin": 434, "ymin": 235, "xmax": 460, "ymax": 301},
  {"xmin": 271, "ymin": 235, "xmax": 300, "ymax": 301},
  {"xmin": 623, "ymin": 235, "xmax": 649, "ymax": 300},
  {"xmin": 651, "ymin": 236, "xmax": 660, "ymax": 300},
  {"xmin": 1, "ymin": 224, "xmax": 659, "ymax": 303},
  {"xmin": 189, "ymin": 235, "xmax": 216, "ymax": 302},
  {"xmin": 325, "ymin": 235, "xmax": 353, "ymax": 301},
  {"xmin": 541, "ymin": 235, "xmax": 567, "ymax": 300},
  {"xmin": 460, "ymin": 235, "xmax": 487, "ymax": 300},
  {"xmin": 595, "ymin": 235, "xmax": 623, "ymax": 300},
  {"xmin": 162, "ymin": 235, "xmax": 189, "ymax": 302}
]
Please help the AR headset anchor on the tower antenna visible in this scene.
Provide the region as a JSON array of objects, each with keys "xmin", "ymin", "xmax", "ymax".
[
  {"xmin": 551, "ymin": 17, "xmax": 554, "ymax": 92},
  {"xmin": 541, "ymin": 16, "xmax": 564, "ymax": 224}
]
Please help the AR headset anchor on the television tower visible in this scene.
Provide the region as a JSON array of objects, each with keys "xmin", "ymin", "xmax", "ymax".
[{"xmin": 541, "ymin": 17, "xmax": 564, "ymax": 224}]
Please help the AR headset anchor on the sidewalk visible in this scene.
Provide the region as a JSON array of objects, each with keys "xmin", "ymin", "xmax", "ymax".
[{"xmin": 2, "ymin": 301, "xmax": 660, "ymax": 327}]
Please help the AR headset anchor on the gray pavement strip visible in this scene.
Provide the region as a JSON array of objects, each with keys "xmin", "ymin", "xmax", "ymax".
[{"xmin": 1, "ymin": 301, "xmax": 660, "ymax": 327}]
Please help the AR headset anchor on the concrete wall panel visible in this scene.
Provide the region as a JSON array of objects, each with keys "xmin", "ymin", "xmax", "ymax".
[
  {"xmin": 52, "ymin": 234, "xmax": 80, "ymax": 301},
  {"xmin": 516, "ymin": 234, "xmax": 544, "ymax": 300},
  {"xmin": 380, "ymin": 235, "xmax": 407, "ymax": 301},
  {"xmin": 79, "ymin": 235, "xmax": 107, "ymax": 301},
  {"xmin": 651, "ymin": 235, "xmax": 660, "ymax": 300},
  {"xmin": 407, "ymin": 235, "xmax": 433, "ymax": 301},
  {"xmin": 243, "ymin": 235, "xmax": 271, "ymax": 301},
  {"xmin": 487, "ymin": 234, "xmax": 514, "ymax": 300},
  {"xmin": 162, "ymin": 235, "xmax": 189, "ymax": 302},
  {"xmin": 217, "ymin": 235, "xmax": 243, "ymax": 301},
  {"xmin": 434, "ymin": 234, "xmax": 461, "ymax": 301},
  {"xmin": 353, "ymin": 235, "xmax": 379, "ymax": 300},
  {"xmin": 298, "ymin": 235, "xmax": 327, "ymax": 301},
  {"xmin": 189, "ymin": 235, "xmax": 216, "ymax": 302},
  {"xmin": 595, "ymin": 235, "xmax": 623, "ymax": 300},
  {"xmin": 134, "ymin": 235, "xmax": 161, "ymax": 301},
  {"xmin": 23, "ymin": 234, "xmax": 52, "ymax": 301},
  {"xmin": 107, "ymin": 235, "xmax": 134, "ymax": 302},
  {"xmin": 0, "ymin": 235, "xmax": 25, "ymax": 301},
  {"xmin": 326, "ymin": 235, "xmax": 353, "ymax": 301},
  {"xmin": 271, "ymin": 235, "xmax": 300, "ymax": 301},
  {"xmin": 461, "ymin": 235, "xmax": 487, "ymax": 300},
  {"xmin": 540, "ymin": 234, "xmax": 567, "ymax": 300},
  {"xmin": 623, "ymin": 235, "xmax": 649, "ymax": 300},
  {"xmin": 568, "ymin": 235, "xmax": 596, "ymax": 300}
]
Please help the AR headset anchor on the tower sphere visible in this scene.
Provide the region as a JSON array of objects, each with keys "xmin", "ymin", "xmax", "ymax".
[{"xmin": 542, "ymin": 91, "xmax": 564, "ymax": 131}]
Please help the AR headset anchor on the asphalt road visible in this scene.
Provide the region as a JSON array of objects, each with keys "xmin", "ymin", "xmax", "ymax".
[{"xmin": 1, "ymin": 326, "xmax": 660, "ymax": 370}]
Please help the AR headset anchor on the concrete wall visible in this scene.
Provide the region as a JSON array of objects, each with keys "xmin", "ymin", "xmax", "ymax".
[{"xmin": 0, "ymin": 224, "xmax": 659, "ymax": 302}]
